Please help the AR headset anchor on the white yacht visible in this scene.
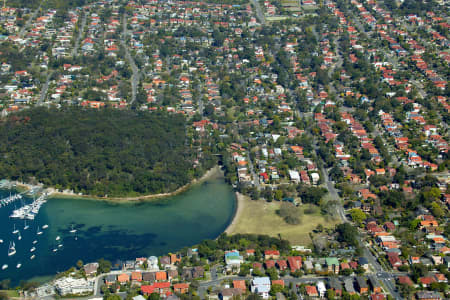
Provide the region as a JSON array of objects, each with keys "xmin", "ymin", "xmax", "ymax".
[
  {"xmin": 42, "ymin": 224, "xmax": 49, "ymax": 229},
  {"xmin": 37, "ymin": 226, "xmax": 43, "ymax": 235},
  {"xmin": 2, "ymin": 264, "xmax": 7, "ymax": 270},
  {"xmin": 24, "ymin": 220, "xmax": 29, "ymax": 230},
  {"xmin": 52, "ymin": 248, "xmax": 58, "ymax": 252},
  {"xmin": 12, "ymin": 224, "xmax": 18, "ymax": 234},
  {"xmin": 30, "ymin": 247, "xmax": 36, "ymax": 252},
  {"xmin": 70, "ymin": 225, "xmax": 77, "ymax": 233},
  {"xmin": 32, "ymin": 240, "xmax": 38, "ymax": 244},
  {"xmin": 30, "ymin": 254, "xmax": 35, "ymax": 260},
  {"xmin": 8, "ymin": 241, "xmax": 16, "ymax": 256},
  {"xmin": 17, "ymin": 232, "xmax": 22, "ymax": 241},
  {"xmin": 16, "ymin": 263, "xmax": 21, "ymax": 269},
  {"xmin": 55, "ymin": 236, "xmax": 60, "ymax": 241}
]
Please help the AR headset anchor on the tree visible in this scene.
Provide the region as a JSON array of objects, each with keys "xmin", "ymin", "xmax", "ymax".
[
  {"xmin": 274, "ymin": 190, "xmax": 283, "ymax": 201},
  {"xmin": 76, "ymin": 260, "xmax": 84, "ymax": 269},
  {"xmin": 149, "ymin": 293, "xmax": 160, "ymax": 300},
  {"xmin": 350, "ymin": 209, "xmax": 367, "ymax": 226},
  {"xmin": 336, "ymin": 223, "xmax": 359, "ymax": 247},
  {"xmin": 430, "ymin": 202, "xmax": 444, "ymax": 218},
  {"xmin": 278, "ymin": 202, "xmax": 300, "ymax": 225},
  {"xmin": 327, "ymin": 289, "xmax": 336, "ymax": 300},
  {"xmin": 105, "ymin": 295, "xmax": 122, "ymax": 300},
  {"xmin": 98, "ymin": 258, "xmax": 112, "ymax": 274},
  {"xmin": 246, "ymin": 294, "xmax": 263, "ymax": 300}
]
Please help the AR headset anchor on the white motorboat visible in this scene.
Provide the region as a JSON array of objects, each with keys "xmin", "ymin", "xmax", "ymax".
[
  {"xmin": 58, "ymin": 244, "xmax": 63, "ymax": 248},
  {"xmin": 42, "ymin": 224, "xmax": 49, "ymax": 229},
  {"xmin": 30, "ymin": 247, "xmax": 36, "ymax": 252},
  {"xmin": 37, "ymin": 226, "xmax": 42, "ymax": 235},
  {"xmin": 52, "ymin": 248, "xmax": 57, "ymax": 252},
  {"xmin": 30, "ymin": 255, "xmax": 35, "ymax": 260},
  {"xmin": 16, "ymin": 263, "xmax": 21, "ymax": 269},
  {"xmin": 55, "ymin": 236, "xmax": 60, "ymax": 241},
  {"xmin": 33, "ymin": 240, "xmax": 38, "ymax": 244},
  {"xmin": 69, "ymin": 225, "xmax": 77, "ymax": 233},
  {"xmin": 0, "ymin": 239, "xmax": 3, "ymax": 243},
  {"xmin": 12, "ymin": 224, "xmax": 18, "ymax": 234},
  {"xmin": 2, "ymin": 264, "xmax": 7, "ymax": 270}
]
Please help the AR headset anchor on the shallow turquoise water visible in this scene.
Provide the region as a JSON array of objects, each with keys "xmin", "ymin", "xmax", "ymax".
[{"xmin": 0, "ymin": 172, "xmax": 235, "ymax": 284}]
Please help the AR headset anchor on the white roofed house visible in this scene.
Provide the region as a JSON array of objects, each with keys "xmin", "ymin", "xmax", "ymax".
[
  {"xmin": 317, "ymin": 281, "xmax": 326, "ymax": 298},
  {"xmin": 288, "ymin": 170, "xmax": 300, "ymax": 183},
  {"xmin": 251, "ymin": 277, "xmax": 271, "ymax": 299}
]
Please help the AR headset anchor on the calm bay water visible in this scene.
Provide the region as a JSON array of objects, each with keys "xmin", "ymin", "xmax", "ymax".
[{"xmin": 0, "ymin": 172, "xmax": 235, "ymax": 284}]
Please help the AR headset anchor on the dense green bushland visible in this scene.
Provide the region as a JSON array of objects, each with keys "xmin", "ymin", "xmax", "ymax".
[{"xmin": 0, "ymin": 108, "xmax": 199, "ymax": 197}]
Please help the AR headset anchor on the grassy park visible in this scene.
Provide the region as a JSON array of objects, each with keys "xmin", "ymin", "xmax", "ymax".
[{"xmin": 226, "ymin": 193, "xmax": 340, "ymax": 245}]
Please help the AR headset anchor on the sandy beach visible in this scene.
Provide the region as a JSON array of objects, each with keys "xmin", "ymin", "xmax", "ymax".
[
  {"xmin": 13, "ymin": 165, "xmax": 222, "ymax": 203},
  {"xmin": 224, "ymin": 192, "xmax": 245, "ymax": 234}
]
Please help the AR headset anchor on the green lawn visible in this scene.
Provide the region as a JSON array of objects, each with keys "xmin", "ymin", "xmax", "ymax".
[
  {"xmin": 0, "ymin": 290, "xmax": 19, "ymax": 298},
  {"xmin": 228, "ymin": 195, "xmax": 340, "ymax": 245}
]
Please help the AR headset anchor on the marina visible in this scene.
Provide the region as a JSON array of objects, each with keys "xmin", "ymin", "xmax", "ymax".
[
  {"xmin": 10, "ymin": 193, "xmax": 48, "ymax": 220},
  {"xmin": 0, "ymin": 193, "xmax": 22, "ymax": 207},
  {"xmin": 0, "ymin": 170, "xmax": 235, "ymax": 285}
]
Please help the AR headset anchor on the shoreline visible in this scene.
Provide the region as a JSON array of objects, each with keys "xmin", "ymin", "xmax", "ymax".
[
  {"xmin": 12, "ymin": 165, "xmax": 222, "ymax": 203},
  {"xmin": 224, "ymin": 192, "xmax": 245, "ymax": 234}
]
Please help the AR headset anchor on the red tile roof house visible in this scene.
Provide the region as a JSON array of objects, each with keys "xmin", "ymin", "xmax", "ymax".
[
  {"xmin": 387, "ymin": 253, "xmax": 403, "ymax": 269},
  {"xmin": 271, "ymin": 279, "xmax": 284, "ymax": 287},
  {"xmin": 153, "ymin": 282, "xmax": 171, "ymax": 295},
  {"xmin": 117, "ymin": 273, "xmax": 130, "ymax": 284},
  {"xmin": 233, "ymin": 280, "xmax": 246, "ymax": 292},
  {"xmin": 131, "ymin": 271, "xmax": 142, "ymax": 282},
  {"xmin": 397, "ymin": 275, "xmax": 414, "ymax": 286},
  {"xmin": 420, "ymin": 276, "xmax": 436, "ymax": 288},
  {"xmin": 253, "ymin": 262, "xmax": 263, "ymax": 272},
  {"xmin": 277, "ymin": 260, "xmax": 288, "ymax": 271},
  {"xmin": 287, "ymin": 256, "xmax": 302, "ymax": 272},
  {"xmin": 371, "ymin": 294, "xmax": 386, "ymax": 300},
  {"xmin": 173, "ymin": 283, "xmax": 189, "ymax": 294},
  {"xmin": 265, "ymin": 260, "xmax": 276, "ymax": 269},
  {"xmin": 141, "ymin": 285, "xmax": 155, "ymax": 296},
  {"xmin": 264, "ymin": 250, "xmax": 280, "ymax": 259},
  {"xmin": 305, "ymin": 285, "xmax": 319, "ymax": 297}
]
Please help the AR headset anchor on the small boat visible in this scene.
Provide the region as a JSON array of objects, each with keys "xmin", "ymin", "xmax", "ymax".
[
  {"xmin": 17, "ymin": 232, "xmax": 22, "ymax": 241},
  {"xmin": 75, "ymin": 236, "xmax": 78, "ymax": 241},
  {"xmin": 32, "ymin": 240, "xmax": 38, "ymax": 244},
  {"xmin": 8, "ymin": 241, "xmax": 16, "ymax": 256},
  {"xmin": 30, "ymin": 254, "xmax": 35, "ymax": 260},
  {"xmin": 16, "ymin": 263, "xmax": 21, "ymax": 269},
  {"xmin": 42, "ymin": 224, "xmax": 48, "ymax": 229},
  {"xmin": 24, "ymin": 220, "xmax": 29, "ymax": 230},
  {"xmin": 0, "ymin": 239, "xmax": 3, "ymax": 243},
  {"xmin": 58, "ymin": 244, "xmax": 63, "ymax": 248},
  {"xmin": 12, "ymin": 224, "xmax": 18, "ymax": 234},
  {"xmin": 30, "ymin": 247, "xmax": 36, "ymax": 252},
  {"xmin": 2, "ymin": 264, "xmax": 7, "ymax": 270},
  {"xmin": 52, "ymin": 248, "xmax": 58, "ymax": 252},
  {"xmin": 55, "ymin": 236, "xmax": 60, "ymax": 241},
  {"xmin": 69, "ymin": 225, "xmax": 77, "ymax": 233},
  {"xmin": 37, "ymin": 226, "xmax": 42, "ymax": 235}
]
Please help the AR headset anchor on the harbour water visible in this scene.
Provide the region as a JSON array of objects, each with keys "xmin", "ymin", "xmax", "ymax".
[{"xmin": 0, "ymin": 171, "xmax": 236, "ymax": 284}]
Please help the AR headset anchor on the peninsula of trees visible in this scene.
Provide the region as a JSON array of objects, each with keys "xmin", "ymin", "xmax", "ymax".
[{"xmin": 0, "ymin": 108, "xmax": 208, "ymax": 197}]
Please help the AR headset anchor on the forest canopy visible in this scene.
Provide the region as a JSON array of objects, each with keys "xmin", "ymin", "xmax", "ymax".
[{"xmin": 0, "ymin": 108, "xmax": 198, "ymax": 197}]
